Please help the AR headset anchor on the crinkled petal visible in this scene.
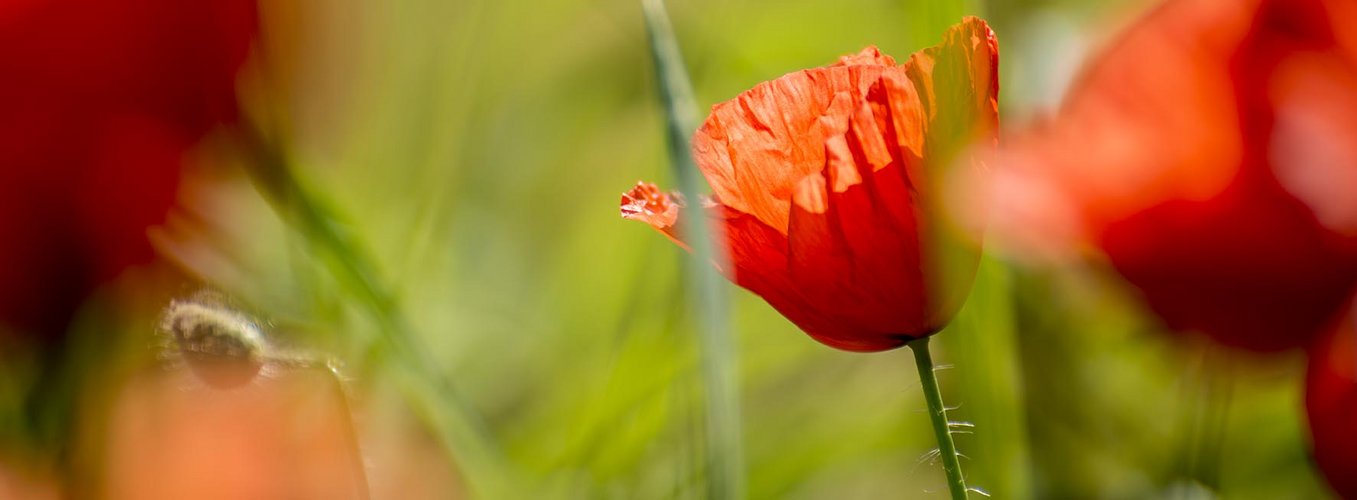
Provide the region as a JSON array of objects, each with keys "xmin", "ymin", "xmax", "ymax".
[{"xmin": 692, "ymin": 47, "xmax": 903, "ymax": 235}]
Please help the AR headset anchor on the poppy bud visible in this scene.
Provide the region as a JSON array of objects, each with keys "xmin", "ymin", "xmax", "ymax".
[{"xmin": 160, "ymin": 296, "xmax": 268, "ymax": 388}]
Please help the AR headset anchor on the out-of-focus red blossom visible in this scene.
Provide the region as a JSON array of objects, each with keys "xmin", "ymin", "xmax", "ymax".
[
  {"xmin": 623, "ymin": 17, "xmax": 999, "ymax": 352},
  {"xmin": 1306, "ymin": 302, "xmax": 1357, "ymax": 498},
  {"xmin": 0, "ymin": 0, "xmax": 257, "ymax": 338},
  {"xmin": 983, "ymin": 0, "xmax": 1357, "ymax": 351}
]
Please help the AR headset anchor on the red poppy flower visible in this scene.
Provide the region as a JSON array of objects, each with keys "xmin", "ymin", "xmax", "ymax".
[
  {"xmin": 986, "ymin": 0, "xmax": 1357, "ymax": 351},
  {"xmin": 0, "ymin": 0, "xmax": 257, "ymax": 339},
  {"xmin": 623, "ymin": 17, "xmax": 999, "ymax": 352},
  {"xmin": 1305, "ymin": 303, "xmax": 1357, "ymax": 497}
]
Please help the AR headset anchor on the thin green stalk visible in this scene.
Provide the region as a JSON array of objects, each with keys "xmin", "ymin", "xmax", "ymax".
[
  {"xmin": 909, "ymin": 337, "xmax": 968, "ymax": 500},
  {"xmin": 1177, "ymin": 344, "xmax": 1233, "ymax": 492},
  {"xmin": 238, "ymin": 126, "xmax": 510, "ymax": 498},
  {"xmin": 640, "ymin": 0, "xmax": 744, "ymax": 498},
  {"xmin": 318, "ymin": 366, "xmax": 373, "ymax": 500}
]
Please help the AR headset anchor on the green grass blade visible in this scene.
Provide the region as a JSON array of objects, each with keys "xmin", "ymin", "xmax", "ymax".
[
  {"xmin": 239, "ymin": 126, "xmax": 513, "ymax": 498},
  {"xmin": 640, "ymin": 0, "xmax": 745, "ymax": 497}
]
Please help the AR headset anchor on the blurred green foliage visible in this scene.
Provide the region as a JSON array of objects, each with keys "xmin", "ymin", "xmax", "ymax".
[{"xmin": 0, "ymin": 0, "xmax": 1339, "ymax": 498}]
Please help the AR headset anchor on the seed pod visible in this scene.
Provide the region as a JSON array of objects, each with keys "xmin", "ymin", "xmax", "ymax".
[{"xmin": 159, "ymin": 298, "xmax": 268, "ymax": 388}]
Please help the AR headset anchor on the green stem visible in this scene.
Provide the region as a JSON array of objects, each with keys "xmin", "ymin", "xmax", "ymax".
[
  {"xmin": 640, "ymin": 0, "xmax": 744, "ymax": 497},
  {"xmin": 908, "ymin": 337, "xmax": 967, "ymax": 500}
]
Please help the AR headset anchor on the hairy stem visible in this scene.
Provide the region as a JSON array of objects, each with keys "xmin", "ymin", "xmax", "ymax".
[{"xmin": 909, "ymin": 337, "xmax": 967, "ymax": 499}]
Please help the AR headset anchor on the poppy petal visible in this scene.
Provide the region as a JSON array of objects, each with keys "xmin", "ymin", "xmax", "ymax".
[
  {"xmin": 621, "ymin": 183, "xmax": 887, "ymax": 349},
  {"xmin": 692, "ymin": 50, "xmax": 898, "ymax": 234}
]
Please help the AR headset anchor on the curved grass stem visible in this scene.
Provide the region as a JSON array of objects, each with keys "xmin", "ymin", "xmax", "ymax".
[{"xmin": 238, "ymin": 125, "xmax": 510, "ymax": 498}]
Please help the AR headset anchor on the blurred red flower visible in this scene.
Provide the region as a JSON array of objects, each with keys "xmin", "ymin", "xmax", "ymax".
[
  {"xmin": 986, "ymin": 0, "xmax": 1357, "ymax": 351},
  {"xmin": 1306, "ymin": 303, "xmax": 1357, "ymax": 497},
  {"xmin": 623, "ymin": 17, "xmax": 999, "ymax": 352},
  {"xmin": 0, "ymin": 0, "xmax": 257, "ymax": 338}
]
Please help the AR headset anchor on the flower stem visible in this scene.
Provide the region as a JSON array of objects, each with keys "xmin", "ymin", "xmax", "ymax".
[{"xmin": 908, "ymin": 337, "xmax": 967, "ymax": 499}]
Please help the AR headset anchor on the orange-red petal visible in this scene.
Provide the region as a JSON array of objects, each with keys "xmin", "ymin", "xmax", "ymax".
[
  {"xmin": 690, "ymin": 17, "xmax": 997, "ymax": 236},
  {"xmin": 620, "ymin": 184, "xmax": 910, "ymax": 351},
  {"xmin": 620, "ymin": 181, "xmax": 681, "ymax": 231}
]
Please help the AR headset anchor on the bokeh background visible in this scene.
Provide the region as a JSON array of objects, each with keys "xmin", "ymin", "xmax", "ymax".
[{"xmin": 0, "ymin": 0, "xmax": 1340, "ymax": 498}]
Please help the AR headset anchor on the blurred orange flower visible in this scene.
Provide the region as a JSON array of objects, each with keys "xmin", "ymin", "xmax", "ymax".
[
  {"xmin": 103, "ymin": 364, "xmax": 368, "ymax": 500},
  {"xmin": 0, "ymin": 0, "xmax": 257, "ymax": 339},
  {"xmin": 986, "ymin": 0, "xmax": 1357, "ymax": 351},
  {"xmin": 623, "ymin": 17, "xmax": 999, "ymax": 351}
]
